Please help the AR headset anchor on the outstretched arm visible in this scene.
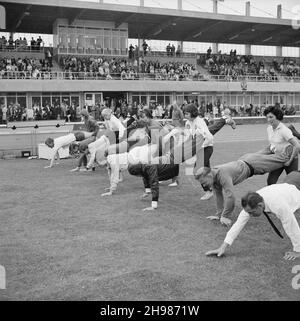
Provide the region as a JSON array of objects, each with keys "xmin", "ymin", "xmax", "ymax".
[
  {"xmin": 45, "ymin": 148, "xmax": 59, "ymax": 168},
  {"xmin": 206, "ymin": 210, "xmax": 250, "ymax": 258}
]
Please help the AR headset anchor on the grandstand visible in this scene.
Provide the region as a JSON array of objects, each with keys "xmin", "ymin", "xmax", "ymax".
[
  {"xmin": 0, "ymin": 0, "xmax": 299, "ymax": 122},
  {"xmin": 2, "ymin": 0, "xmax": 300, "ymax": 304}
]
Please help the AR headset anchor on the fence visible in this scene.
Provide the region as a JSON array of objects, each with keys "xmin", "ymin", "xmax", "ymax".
[{"xmin": 1, "ymin": 70, "xmax": 299, "ymax": 82}]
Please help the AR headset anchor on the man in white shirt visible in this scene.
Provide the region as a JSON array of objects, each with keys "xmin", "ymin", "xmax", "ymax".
[
  {"xmin": 44, "ymin": 133, "xmax": 76, "ymax": 168},
  {"xmin": 44, "ymin": 132, "xmax": 93, "ymax": 168},
  {"xmin": 101, "ymin": 144, "xmax": 159, "ymax": 197},
  {"xmin": 101, "ymin": 108, "xmax": 125, "ymax": 143},
  {"xmin": 205, "ymin": 174, "xmax": 300, "ymax": 260}
]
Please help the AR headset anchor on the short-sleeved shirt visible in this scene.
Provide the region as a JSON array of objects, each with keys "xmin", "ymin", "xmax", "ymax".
[
  {"xmin": 267, "ymin": 122, "xmax": 293, "ymax": 154},
  {"xmin": 104, "ymin": 114, "xmax": 125, "ymax": 138},
  {"xmin": 185, "ymin": 116, "xmax": 213, "ymax": 147}
]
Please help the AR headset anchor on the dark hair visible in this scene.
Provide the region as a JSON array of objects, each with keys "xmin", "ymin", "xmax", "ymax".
[
  {"xmin": 79, "ymin": 143, "xmax": 88, "ymax": 153},
  {"xmin": 263, "ymin": 106, "xmax": 284, "ymax": 121},
  {"xmin": 45, "ymin": 137, "xmax": 54, "ymax": 147},
  {"xmin": 241, "ymin": 192, "xmax": 263, "ymax": 209},
  {"xmin": 69, "ymin": 142, "xmax": 79, "ymax": 155},
  {"xmin": 183, "ymin": 103, "xmax": 199, "ymax": 118},
  {"xmin": 140, "ymin": 108, "xmax": 153, "ymax": 119}
]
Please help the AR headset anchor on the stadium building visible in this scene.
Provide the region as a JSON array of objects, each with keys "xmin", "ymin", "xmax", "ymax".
[{"xmin": 0, "ymin": 0, "xmax": 300, "ymax": 116}]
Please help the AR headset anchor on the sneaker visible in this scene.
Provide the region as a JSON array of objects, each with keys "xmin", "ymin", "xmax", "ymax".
[
  {"xmin": 168, "ymin": 180, "xmax": 178, "ymax": 187},
  {"xmin": 200, "ymin": 191, "xmax": 214, "ymax": 200},
  {"xmin": 79, "ymin": 168, "xmax": 87, "ymax": 172},
  {"xmin": 70, "ymin": 167, "xmax": 79, "ymax": 172}
]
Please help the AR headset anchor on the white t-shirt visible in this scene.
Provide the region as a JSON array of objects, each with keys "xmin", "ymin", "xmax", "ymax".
[
  {"xmin": 128, "ymin": 144, "xmax": 158, "ymax": 165},
  {"xmin": 267, "ymin": 122, "xmax": 293, "ymax": 154},
  {"xmin": 53, "ymin": 133, "xmax": 76, "ymax": 154},
  {"xmin": 185, "ymin": 116, "xmax": 213, "ymax": 147},
  {"xmin": 105, "ymin": 114, "xmax": 125, "ymax": 139}
]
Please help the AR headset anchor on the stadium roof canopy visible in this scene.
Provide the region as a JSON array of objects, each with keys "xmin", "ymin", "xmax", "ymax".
[{"xmin": 1, "ymin": 0, "xmax": 300, "ymax": 47}]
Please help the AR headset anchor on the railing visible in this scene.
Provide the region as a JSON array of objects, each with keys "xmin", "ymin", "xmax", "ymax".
[
  {"xmin": 57, "ymin": 46, "xmax": 128, "ymax": 56},
  {"xmin": 0, "ymin": 45, "xmax": 45, "ymax": 53},
  {"xmin": 1, "ymin": 70, "xmax": 300, "ymax": 83},
  {"xmin": 143, "ymin": 50, "xmax": 197, "ymax": 59}
]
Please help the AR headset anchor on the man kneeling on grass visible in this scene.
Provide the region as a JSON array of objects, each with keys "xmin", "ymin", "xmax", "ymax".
[{"xmin": 205, "ymin": 171, "xmax": 300, "ymax": 261}]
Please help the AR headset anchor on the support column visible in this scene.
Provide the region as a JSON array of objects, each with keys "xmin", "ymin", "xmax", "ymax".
[
  {"xmin": 245, "ymin": 1, "xmax": 251, "ymax": 55},
  {"xmin": 177, "ymin": 0, "xmax": 182, "ymax": 10},
  {"xmin": 140, "ymin": 0, "xmax": 144, "ymax": 7},
  {"xmin": 177, "ymin": 0, "xmax": 183, "ymax": 54},
  {"xmin": 212, "ymin": 0, "xmax": 219, "ymax": 53},
  {"xmin": 276, "ymin": 4, "xmax": 282, "ymax": 57},
  {"xmin": 98, "ymin": 0, "xmax": 103, "ymax": 3},
  {"xmin": 177, "ymin": 40, "xmax": 183, "ymax": 56}
]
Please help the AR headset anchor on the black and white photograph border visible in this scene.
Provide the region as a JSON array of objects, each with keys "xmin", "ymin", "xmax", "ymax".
[{"xmin": 0, "ymin": 0, "xmax": 300, "ymax": 306}]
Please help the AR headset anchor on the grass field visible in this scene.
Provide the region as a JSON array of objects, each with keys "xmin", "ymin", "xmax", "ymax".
[{"xmin": 0, "ymin": 126, "xmax": 300, "ymax": 301}]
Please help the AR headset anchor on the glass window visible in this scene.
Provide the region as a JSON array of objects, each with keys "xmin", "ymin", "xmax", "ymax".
[
  {"xmin": 287, "ymin": 94, "xmax": 294, "ymax": 106},
  {"xmin": 42, "ymin": 97, "xmax": 51, "ymax": 107},
  {"xmin": 62, "ymin": 96, "xmax": 70, "ymax": 106},
  {"xmin": 165, "ymin": 95, "xmax": 171, "ymax": 106},
  {"xmin": 253, "ymin": 95, "xmax": 260, "ymax": 106},
  {"xmin": 157, "ymin": 95, "xmax": 164, "ymax": 105},
  {"xmin": 32, "ymin": 97, "xmax": 41, "ymax": 108},
  {"xmin": 0, "ymin": 96, "xmax": 6, "ymax": 106},
  {"xmin": 141, "ymin": 95, "xmax": 147, "ymax": 105},
  {"xmin": 17, "ymin": 96, "xmax": 27, "ymax": 108},
  {"xmin": 237, "ymin": 95, "xmax": 243, "ymax": 106},
  {"xmin": 52, "ymin": 97, "xmax": 61, "ymax": 107},
  {"xmin": 230, "ymin": 95, "xmax": 237, "ymax": 106},
  {"xmin": 132, "ymin": 95, "xmax": 140, "ymax": 105},
  {"xmin": 295, "ymin": 93, "xmax": 300, "ymax": 108},
  {"xmin": 7, "ymin": 96, "xmax": 16, "ymax": 106},
  {"xmin": 71, "ymin": 96, "xmax": 79, "ymax": 107}
]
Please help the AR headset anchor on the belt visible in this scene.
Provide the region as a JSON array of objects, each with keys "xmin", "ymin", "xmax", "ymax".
[{"xmin": 244, "ymin": 161, "xmax": 254, "ymax": 177}]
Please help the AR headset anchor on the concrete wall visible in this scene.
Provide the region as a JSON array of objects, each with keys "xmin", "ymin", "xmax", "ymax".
[{"xmin": 1, "ymin": 79, "xmax": 300, "ymax": 92}]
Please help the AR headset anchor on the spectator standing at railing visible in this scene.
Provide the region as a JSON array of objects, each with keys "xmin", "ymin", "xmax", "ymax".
[
  {"xmin": 2, "ymin": 105, "xmax": 7, "ymax": 124},
  {"xmin": 129, "ymin": 44, "xmax": 134, "ymax": 59},
  {"xmin": 142, "ymin": 40, "xmax": 148, "ymax": 56},
  {"xmin": 171, "ymin": 44, "xmax": 176, "ymax": 57},
  {"xmin": 45, "ymin": 49, "xmax": 53, "ymax": 68},
  {"xmin": 36, "ymin": 36, "xmax": 43, "ymax": 49},
  {"xmin": 175, "ymin": 45, "xmax": 181, "ymax": 57},
  {"xmin": 8, "ymin": 35, "xmax": 14, "ymax": 50},
  {"xmin": 30, "ymin": 38, "xmax": 36, "ymax": 51},
  {"xmin": 207, "ymin": 47, "xmax": 212, "ymax": 59}
]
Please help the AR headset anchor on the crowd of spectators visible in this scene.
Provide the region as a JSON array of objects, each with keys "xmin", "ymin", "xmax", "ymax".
[
  {"xmin": 0, "ymin": 97, "xmax": 297, "ymax": 125},
  {"xmin": 200, "ymin": 47, "xmax": 279, "ymax": 81},
  {"xmin": 0, "ymin": 35, "xmax": 44, "ymax": 51},
  {"xmin": 0, "ymin": 101, "xmax": 82, "ymax": 124},
  {"xmin": 59, "ymin": 55, "xmax": 201, "ymax": 80},
  {"xmin": 272, "ymin": 57, "xmax": 300, "ymax": 79},
  {"xmin": 128, "ymin": 42, "xmax": 182, "ymax": 59},
  {"xmin": 0, "ymin": 56, "xmax": 52, "ymax": 79}
]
